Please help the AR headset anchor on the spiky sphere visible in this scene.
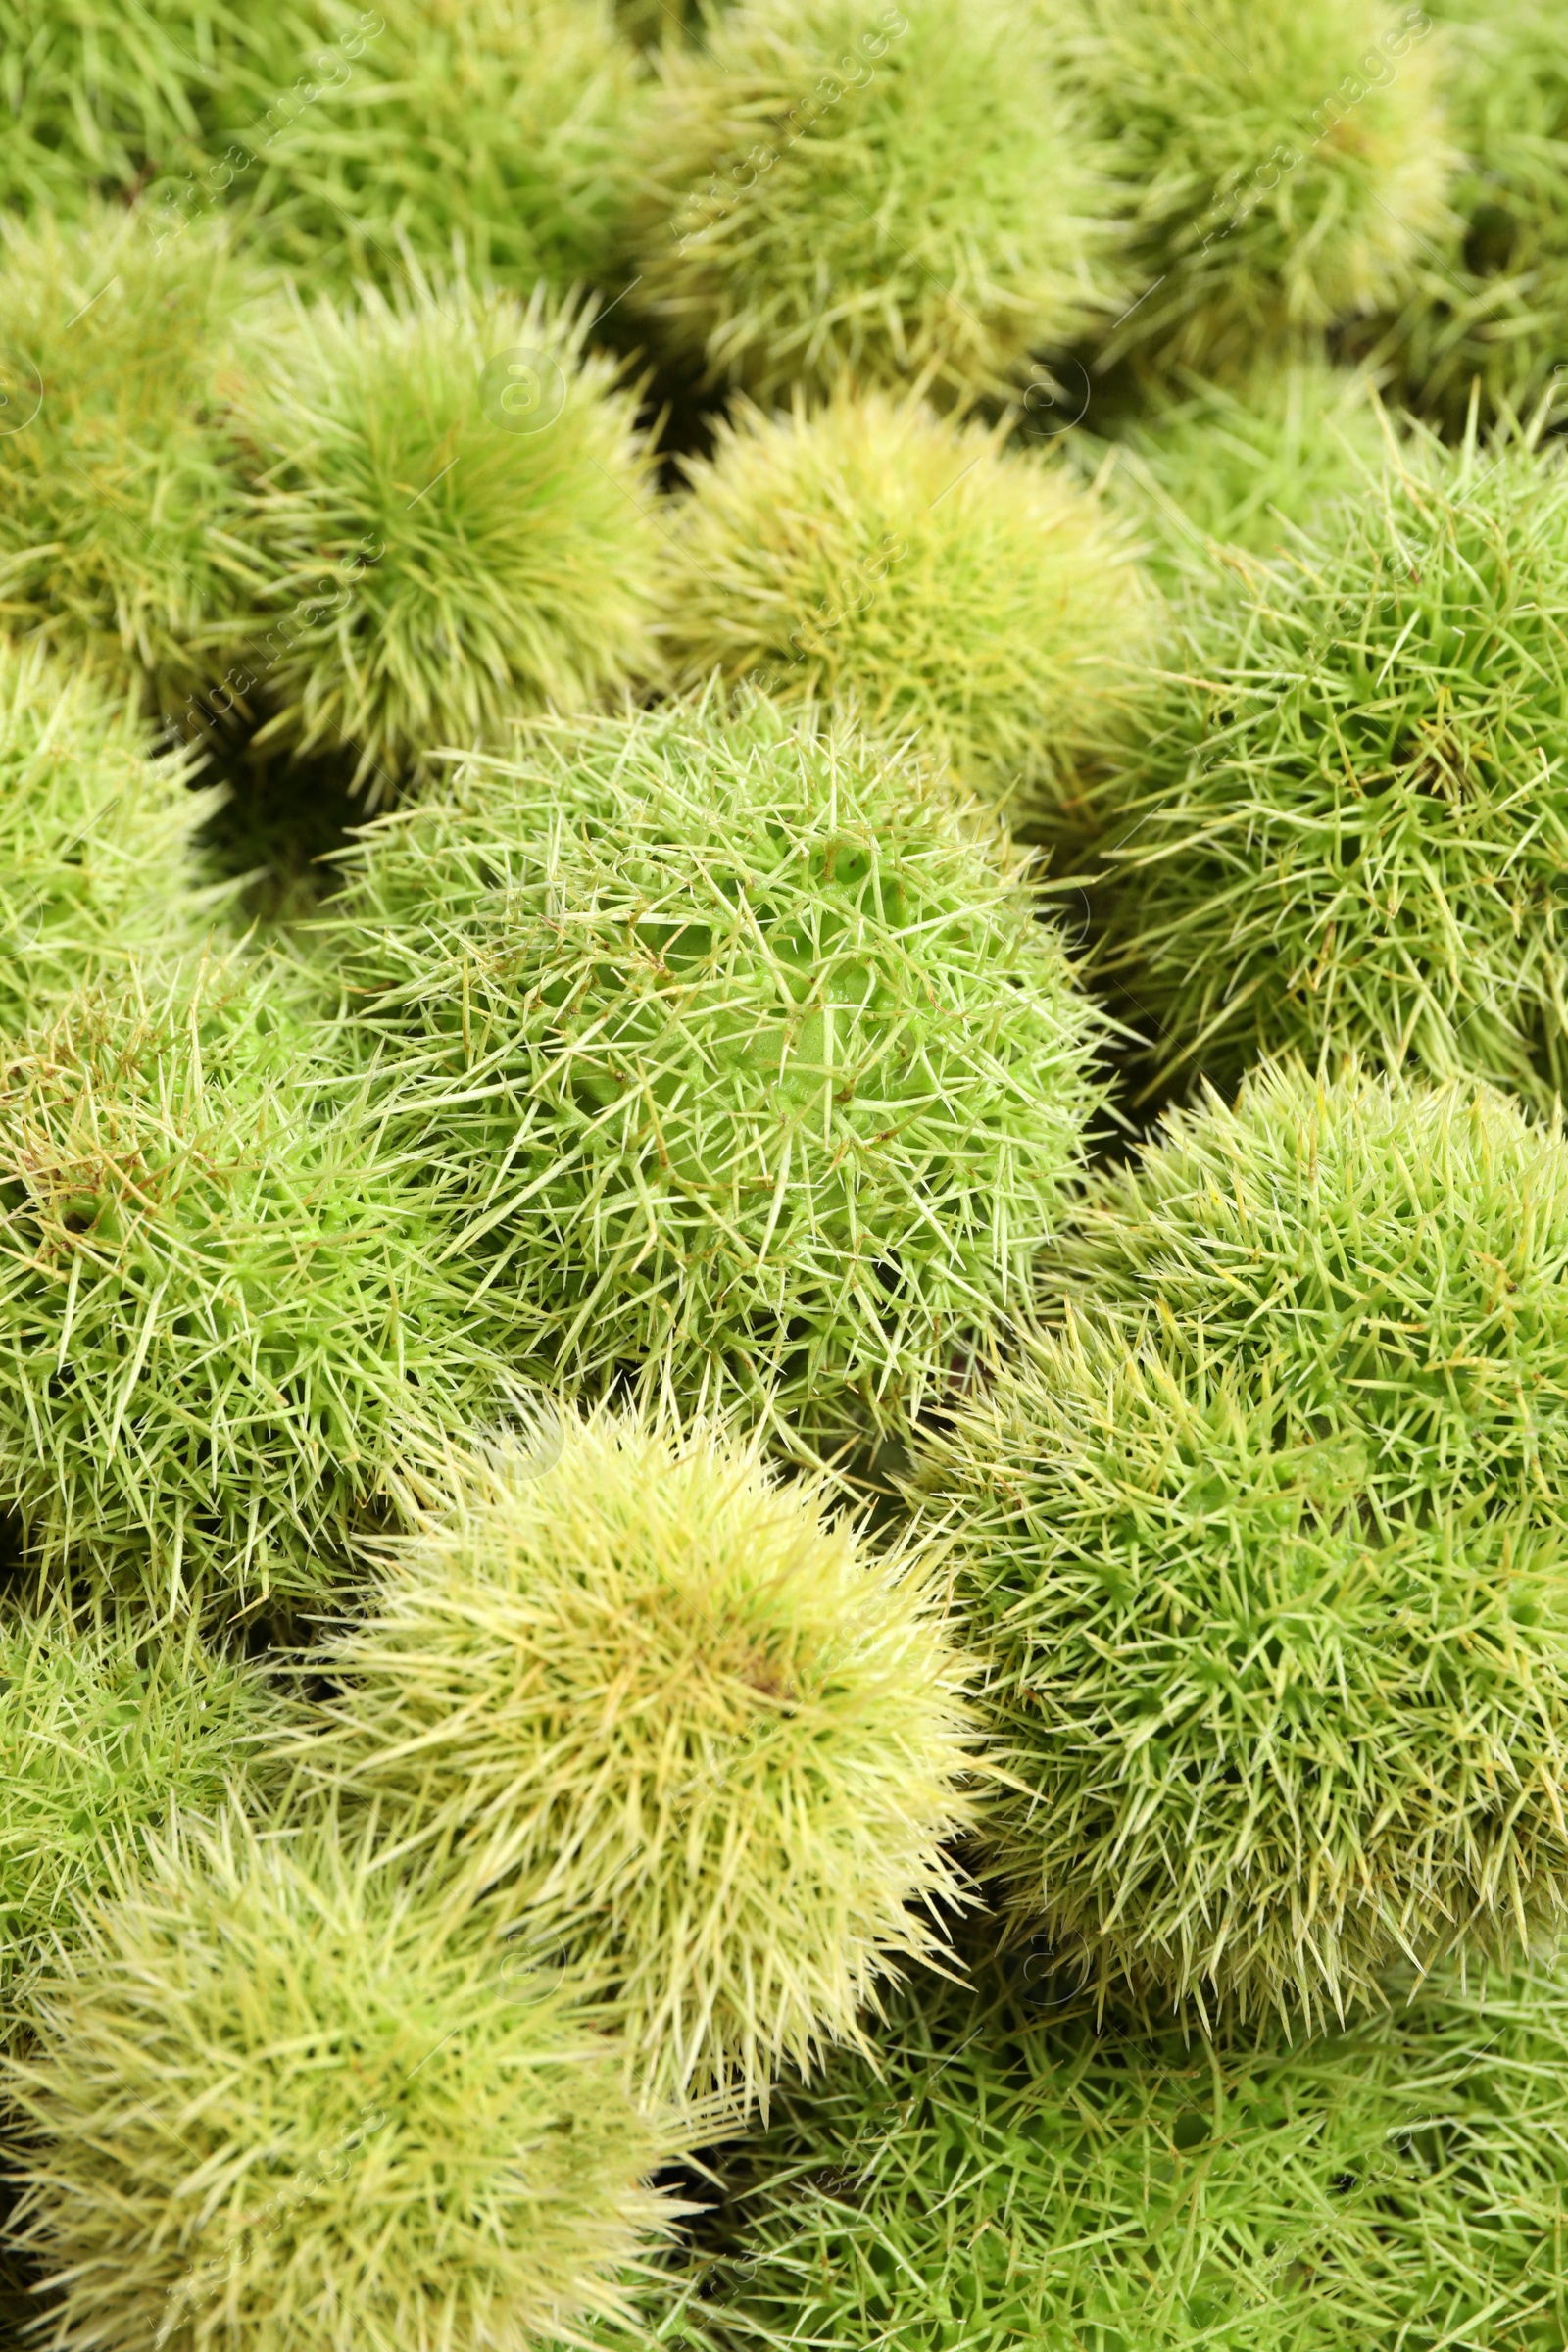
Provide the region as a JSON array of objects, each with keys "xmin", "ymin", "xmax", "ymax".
[
  {"xmin": 0, "ymin": 0, "xmax": 641, "ymax": 296},
  {"xmin": 0, "ymin": 952, "xmax": 505, "ymax": 1619},
  {"xmin": 693, "ymin": 1946, "xmax": 1568, "ymax": 2350},
  {"xmin": 190, "ymin": 0, "xmax": 645, "ymax": 299},
  {"xmin": 0, "ymin": 203, "xmax": 262, "ymax": 710},
  {"xmin": 0, "ymin": 1602, "xmax": 273, "ymax": 2022},
  {"xmin": 620, "ymin": 0, "xmax": 1119, "ymax": 404},
  {"xmin": 919, "ymin": 1061, "xmax": 1568, "ymax": 2026},
  {"xmin": 1, "ymin": 1808, "xmax": 689, "ymax": 2352},
  {"xmin": 0, "ymin": 642, "xmax": 222, "ymax": 1039},
  {"xmin": 1085, "ymin": 423, "xmax": 1568, "ymax": 1101},
  {"xmin": 317, "ymin": 696, "xmax": 1102, "ymax": 1451},
  {"xmin": 295, "ymin": 1401, "xmax": 977, "ymax": 2104},
  {"xmin": 660, "ymin": 389, "xmax": 1159, "ymax": 823},
  {"xmin": 223, "ymin": 276, "xmax": 662, "ymax": 798},
  {"xmin": 1061, "ymin": 0, "xmax": 1455, "ymax": 368},
  {"xmin": 1118, "ymin": 354, "xmax": 1394, "ymax": 572},
  {"xmin": 1385, "ymin": 0, "xmax": 1568, "ymax": 429}
]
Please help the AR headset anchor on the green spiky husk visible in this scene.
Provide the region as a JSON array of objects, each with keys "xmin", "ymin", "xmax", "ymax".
[
  {"xmin": 0, "ymin": 1599, "xmax": 276, "ymax": 2025},
  {"xmin": 181, "ymin": 0, "xmax": 646, "ymax": 299},
  {"xmin": 219, "ymin": 275, "xmax": 662, "ymax": 799},
  {"xmin": 314, "ymin": 695, "xmax": 1103, "ymax": 1454},
  {"xmin": 0, "ymin": 642, "xmax": 224, "ymax": 1039},
  {"xmin": 917, "ymin": 1061, "xmax": 1568, "ymax": 2025},
  {"xmin": 0, "ymin": 0, "xmax": 238, "ymax": 220},
  {"xmin": 1082, "ymin": 420, "xmax": 1568, "ymax": 1101},
  {"xmin": 0, "ymin": 204, "xmax": 267, "ymax": 712},
  {"xmin": 1377, "ymin": 0, "xmax": 1568, "ymax": 430},
  {"xmin": 1061, "ymin": 0, "xmax": 1457, "ymax": 369},
  {"xmin": 0, "ymin": 951, "xmax": 508, "ymax": 1620},
  {"xmin": 1, "ymin": 1806, "xmax": 694, "ymax": 2352},
  {"xmin": 621, "ymin": 0, "xmax": 1121, "ymax": 404},
  {"xmin": 660, "ymin": 388, "xmax": 1160, "ymax": 824},
  {"xmin": 289, "ymin": 1400, "xmax": 979, "ymax": 2106},
  {"xmin": 0, "ymin": 0, "xmax": 644, "ymax": 301},
  {"xmin": 1111, "ymin": 354, "xmax": 1396, "ymax": 578},
  {"xmin": 688, "ymin": 1940, "xmax": 1568, "ymax": 2350}
]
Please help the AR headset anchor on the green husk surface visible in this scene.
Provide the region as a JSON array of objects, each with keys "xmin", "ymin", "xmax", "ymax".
[
  {"xmin": 1112, "ymin": 354, "xmax": 1396, "ymax": 579},
  {"xmin": 660, "ymin": 387, "xmax": 1160, "ymax": 823},
  {"xmin": 1060, "ymin": 0, "xmax": 1457, "ymax": 368},
  {"xmin": 1, "ymin": 1806, "xmax": 694, "ymax": 2352},
  {"xmin": 0, "ymin": 641, "xmax": 224, "ymax": 1039},
  {"xmin": 621, "ymin": 0, "xmax": 1121, "ymax": 403},
  {"xmin": 1083, "ymin": 418, "xmax": 1568, "ymax": 1101},
  {"xmin": 918, "ymin": 1061, "xmax": 1568, "ymax": 2025},
  {"xmin": 1382, "ymin": 0, "xmax": 1568, "ymax": 429},
  {"xmin": 184, "ymin": 0, "xmax": 646, "ymax": 299},
  {"xmin": 221, "ymin": 274, "xmax": 662, "ymax": 798},
  {"xmin": 0, "ymin": 1600, "xmax": 275, "ymax": 2022},
  {"xmin": 8, "ymin": 13, "xmax": 1568, "ymax": 2339},
  {"xmin": 314, "ymin": 695, "xmax": 1103, "ymax": 1452},
  {"xmin": 687, "ymin": 1940, "xmax": 1568, "ymax": 2350},
  {"xmin": 0, "ymin": 0, "xmax": 643, "ymax": 302},
  {"xmin": 289, "ymin": 1400, "xmax": 979, "ymax": 2105},
  {"xmin": 0, "ymin": 203, "xmax": 265, "ymax": 711},
  {"xmin": 0, "ymin": 951, "xmax": 508, "ymax": 1619},
  {"xmin": 0, "ymin": 0, "xmax": 238, "ymax": 220}
]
